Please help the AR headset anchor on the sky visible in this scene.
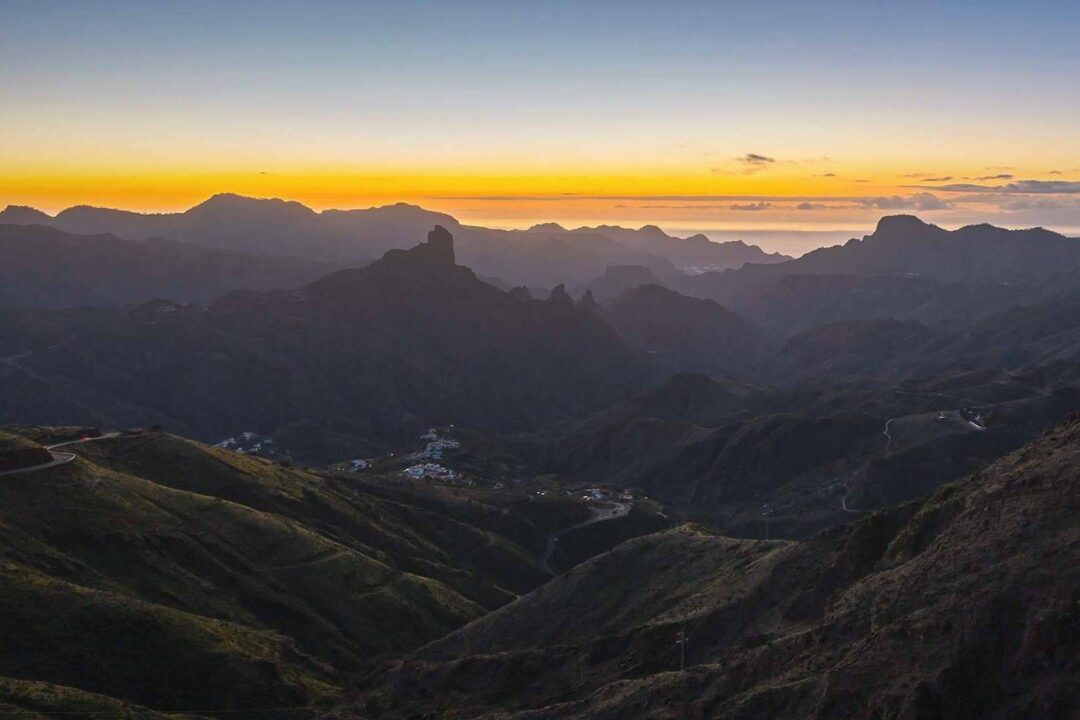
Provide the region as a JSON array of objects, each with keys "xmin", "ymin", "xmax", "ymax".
[{"xmin": 3, "ymin": 0, "xmax": 1080, "ymax": 252}]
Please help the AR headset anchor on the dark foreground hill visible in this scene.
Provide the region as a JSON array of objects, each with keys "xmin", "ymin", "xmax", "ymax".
[
  {"xmin": 0, "ymin": 424, "xmax": 675, "ymax": 718},
  {"xmin": 0, "ymin": 426, "xmax": 560, "ymax": 716},
  {"xmin": 0, "ymin": 228, "xmax": 644, "ymax": 458},
  {"xmin": 372, "ymin": 414, "xmax": 1080, "ymax": 719},
  {"xmin": 4, "ymin": 414, "xmax": 1079, "ymax": 718}
]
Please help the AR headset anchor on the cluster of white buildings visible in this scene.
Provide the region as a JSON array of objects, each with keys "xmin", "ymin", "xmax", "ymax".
[
  {"xmin": 215, "ymin": 432, "xmax": 273, "ymax": 455},
  {"xmin": 411, "ymin": 429, "xmax": 461, "ymax": 461},
  {"xmin": 399, "ymin": 428, "xmax": 470, "ymax": 483},
  {"xmin": 401, "ymin": 462, "xmax": 470, "ymax": 484},
  {"xmin": 579, "ymin": 487, "xmax": 634, "ymax": 502},
  {"xmin": 401, "ymin": 464, "xmax": 473, "ymax": 487}
]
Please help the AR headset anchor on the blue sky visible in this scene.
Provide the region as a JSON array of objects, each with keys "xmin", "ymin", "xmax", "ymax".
[{"xmin": 3, "ymin": 0, "xmax": 1080, "ymax": 241}]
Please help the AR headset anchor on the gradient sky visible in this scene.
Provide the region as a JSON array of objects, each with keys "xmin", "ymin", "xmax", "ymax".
[{"xmin": 3, "ymin": 0, "xmax": 1080, "ymax": 248}]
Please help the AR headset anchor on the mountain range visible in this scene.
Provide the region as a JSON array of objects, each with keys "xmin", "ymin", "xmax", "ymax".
[
  {"xmin": 5, "ymin": 214, "xmax": 1080, "ymax": 473},
  {"xmin": 594, "ymin": 283, "xmax": 774, "ymax": 379},
  {"xmin": 3, "ymin": 202, "xmax": 1080, "ymax": 717},
  {"xmin": 0, "ymin": 223, "xmax": 347, "ymax": 308},
  {"xmin": 528, "ymin": 221, "xmax": 789, "ymax": 271},
  {"xmin": 374, "ymin": 415, "xmax": 1080, "ymax": 718},
  {"xmin": 672, "ymin": 215, "xmax": 1080, "ymax": 334},
  {"xmin": 0, "ymin": 228, "xmax": 645, "ymax": 458},
  {"xmin": 0, "ymin": 194, "xmax": 790, "ymax": 290},
  {"xmin": 6, "ymin": 410, "xmax": 1078, "ymax": 717}
]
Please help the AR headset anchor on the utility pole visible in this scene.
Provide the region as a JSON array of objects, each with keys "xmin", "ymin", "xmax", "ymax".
[
  {"xmin": 676, "ymin": 627, "xmax": 688, "ymax": 671},
  {"xmin": 762, "ymin": 503, "xmax": 772, "ymax": 542}
]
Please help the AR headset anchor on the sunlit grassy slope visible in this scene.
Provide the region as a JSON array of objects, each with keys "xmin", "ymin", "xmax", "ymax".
[{"xmin": 0, "ymin": 428, "xmax": 552, "ymax": 715}]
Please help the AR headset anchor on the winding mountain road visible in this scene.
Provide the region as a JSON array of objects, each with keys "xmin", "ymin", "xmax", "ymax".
[
  {"xmin": 882, "ymin": 418, "xmax": 898, "ymax": 453},
  {"xmin": 540, "ymin": 501, "xmax": 630, "ymax": 574},
  {"xmin": 839, "ymin": 481, "xmax": 863, "ymax": 514},
  {"xmin": 0, "ymin": 432, "xmax": 124, "ymax": 478}
]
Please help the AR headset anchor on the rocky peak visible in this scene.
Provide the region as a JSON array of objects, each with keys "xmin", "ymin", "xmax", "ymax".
[
  {"xmin": 508, "ymin": 286, "xmax": 533, "ymax": 303},
  {"xmin": 872, "ymin": 214, "xmax": 935, "ymax": 237},
  {"xmin": 637, "ymin": 224, "xmax": 669, "ymax": 240},
  {"xmin": 528, "ymin": 222, "xmax": 568, "ymax": 233},
  {"xmin": 423, "ymin": 225, "xmax": 456, "ymax": 265},
  {"xmin": 548, "ymin": 284, "xmax": 573, "ymax": 304},
  {"xmin": 577, "ymin": 289, "xmax": 600, "ymax": 313},
  {"xmin": 379, "ymin": 225, "xmax": 456, "ymax": 267}
]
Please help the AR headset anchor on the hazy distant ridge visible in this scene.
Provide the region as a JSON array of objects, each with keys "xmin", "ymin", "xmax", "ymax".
[{"xmin": 0, "ymin": 194, "xmax": 791, "ymax": 287}]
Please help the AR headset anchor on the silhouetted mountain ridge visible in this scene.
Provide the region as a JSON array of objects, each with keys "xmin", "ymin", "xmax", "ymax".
[
  {"xmin": 0, "ymin": 223, "xmax": 346, "ymax": 308},
  {"xmin": 0, "ymin": 194, "xmax": 786, "ymax": 287},
  {"xmin": 0, "ymin": 228, "xmax": 644, "ymax": 456},
  {"xmin": 673, "ymin": 216, "xmax": 1080, "ymax": 335},
  {"xmin": 570, "ymin": 222, "xmax": 791, "ymax": 271},
  {"xmin": 601, "ymin": 284, "xmax": 774, "ymax": 378}
]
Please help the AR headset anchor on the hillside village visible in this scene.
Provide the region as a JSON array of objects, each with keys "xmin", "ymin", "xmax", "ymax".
[{"xmin": 214, "ymin": 431, "xmax": 278, "ymax": 456}]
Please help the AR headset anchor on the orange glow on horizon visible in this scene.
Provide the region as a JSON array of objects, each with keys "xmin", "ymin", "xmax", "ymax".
[{"xmin": 2, "ymin": 161, "xmax": 1077, "ymax": 239}]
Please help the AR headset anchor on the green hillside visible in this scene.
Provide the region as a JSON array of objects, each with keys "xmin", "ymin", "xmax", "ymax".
[
  {"xmin": 0, "ymin": 428, "xmax": 557, "ymax": 716},
  {"xmin": 373, "ymin": 415, "xmax": 1080, "ymax": 718}
]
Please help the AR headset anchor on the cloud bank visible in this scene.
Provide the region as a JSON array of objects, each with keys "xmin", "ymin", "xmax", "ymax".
[
  {"xmin": 922, "ymin": 180, "xmax": 1080, "ymax": 194},
  {"xmin": 857, "ymin": 193, "xmax": 950, "ymax": 210}
]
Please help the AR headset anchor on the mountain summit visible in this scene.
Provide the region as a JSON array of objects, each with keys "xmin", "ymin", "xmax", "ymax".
[
  {"xmin": 373, "ymin": 224, "xmax": 457, "ymax": 270},
  {"xmin": 0, "ymin": 205, "xmax": 52, "ymax": 225},
  {"xmin": 791, "ymin": 214, "xmax": 1080, "ymax": 281}
]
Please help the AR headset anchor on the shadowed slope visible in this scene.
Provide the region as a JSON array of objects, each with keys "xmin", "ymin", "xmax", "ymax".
[
  {"xmin": 374, "ymin": 414, "xmax": 1080, "ymax": 718},
  {"xmin": 0, "ymin": 228, "xmax": 644, "ymax": 458}
]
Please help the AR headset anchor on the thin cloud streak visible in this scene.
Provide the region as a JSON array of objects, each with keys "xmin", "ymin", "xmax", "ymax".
[
  {"xmin": 739, "ymin": 153, "xmax": 776, "ymax": 165},
  {"xmin": 712, "ymin": 152, "xmax": 780, "ymax": 176},
  {"xmin": 429, "ymin": 194, "xmax": 882, "ymax": 203},
  {"xmin": 914, "ymin": 180, "xmax": 1080, "ymax": 194}
]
